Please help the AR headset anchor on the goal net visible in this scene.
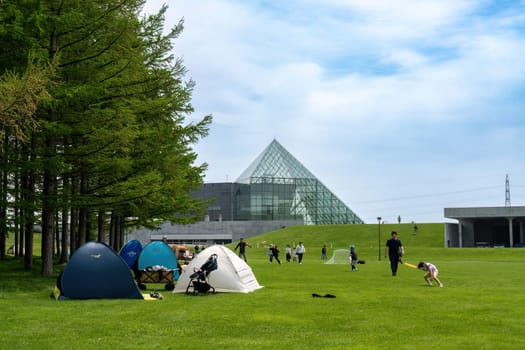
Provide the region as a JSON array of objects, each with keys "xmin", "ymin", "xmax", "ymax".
[{"xmin": 325, "ymin": 249, "xmax": 350, "ymax": 264}]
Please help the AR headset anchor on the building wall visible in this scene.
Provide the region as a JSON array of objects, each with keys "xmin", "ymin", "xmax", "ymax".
[
  {"xmin": 128, "ymin": 219, "xmax": 303, "ymax": 246},
  {"xmin": 462, "ymin": 220, "xmax": 475, "ymax": 247},
  {"xmin": 444, "ymin": 223, "xmax": 458, "ymax": 247}
]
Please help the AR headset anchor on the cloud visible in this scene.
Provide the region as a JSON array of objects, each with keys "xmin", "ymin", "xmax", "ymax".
[{"xmin": 143, "ymin": 0, "xmax": 525, "ymax": 222}]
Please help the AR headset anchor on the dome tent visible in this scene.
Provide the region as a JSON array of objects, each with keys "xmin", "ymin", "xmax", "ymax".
[
  {"xmin": 138, "ymin": 240, "xmax": 180, "ymax": 280},
  {"xmin": 57, "ymin": 241, "xmax": 143, "ymax": 300},
  {"xmin": 119, "ymin": 239, "xmax": 143, "ymax": 270},
  {"xmin": 173, "ymin": 245, "xmax": 263, "ymax": 294}
]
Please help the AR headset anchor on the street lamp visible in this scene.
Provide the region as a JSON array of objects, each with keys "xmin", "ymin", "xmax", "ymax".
[{"xmin": 377, "ymin": 217, "xmax": 382, "ymax": 261}]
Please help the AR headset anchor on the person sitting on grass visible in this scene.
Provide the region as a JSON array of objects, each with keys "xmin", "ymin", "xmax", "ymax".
[{"xmin": 417, "ymin": 261, "xmax": 444, "ymax": 287}]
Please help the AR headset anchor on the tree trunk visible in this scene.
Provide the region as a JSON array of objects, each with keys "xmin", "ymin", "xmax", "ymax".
[
  {"xmin": 97, "ymin": 210, "xmax": 105, "ymax": 242},
  {"xmin": 0, "ymin": 131, "xmax": 8, "ymax": 259},
  {"xmin": 54, "ymin": 211, "xmax": 60, "ymax": 257},
  {"xmin": 109, "ymin": 211, "xmax": 117, "ymax": 250},
  {"xmin": 60, "ymin": 207, "xmax": 69, "ymax": 263},
  {"xmin": 69, "ymin": 174, "xmax": 78, "ymax": 255},
  {"xmin": 117, "ymin": 219, "xmax": 125, "ymax": 250},
  {"xmin": 69, "ymin": 206, "xmax": 78, "ymax": 256},
  {"xmin": 78, "ymin": 207, "xmax": 87, "ymax": 246},
  {"xmin": 14, "ymin": 169, "xmax": 20, "ymax": 257},
  {"xmin": 23, "ymin": 133, "xmax": 36, "ymax": 269},
  {"xmin": 41, "ymin": 136, "xmax": 56, "ymax": 276}
]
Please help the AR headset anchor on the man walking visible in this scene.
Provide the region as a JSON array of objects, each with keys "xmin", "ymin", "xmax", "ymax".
[{"xmin": 385, "ymin": 231, "xmax": 404, "ymax": 276}]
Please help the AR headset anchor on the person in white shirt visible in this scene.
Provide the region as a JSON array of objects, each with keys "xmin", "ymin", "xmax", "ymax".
[
  {"xmin": 417, "ymin": 262, "xmax": 444, "ymax": 287},
  {"xmin": 295, "ymin": 242, "xmax": 306, "ymax": 264}
]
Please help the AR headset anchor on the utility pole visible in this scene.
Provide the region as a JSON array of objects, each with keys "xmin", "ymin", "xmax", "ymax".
[
  {"xmin": 377, "ymin": 217, "xmax": 382, "ymax": 261},
  {"xmin": 505, "ymin": 174, "xmax": 511, "ymax": 207}
]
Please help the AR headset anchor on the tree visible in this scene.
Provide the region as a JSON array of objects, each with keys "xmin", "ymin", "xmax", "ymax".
[
  {"xmin": 0, "ymin": 0, "xmax": 211, "ymax": 274},
  {"xmin": 0, "ymin": 5, "xmax": 52, "ymax": 260}
]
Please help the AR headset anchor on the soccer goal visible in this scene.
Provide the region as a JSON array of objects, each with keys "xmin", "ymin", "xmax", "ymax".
[{"xmin": 325, "ymin": 249, "xmax": 350, "ymax": 264}]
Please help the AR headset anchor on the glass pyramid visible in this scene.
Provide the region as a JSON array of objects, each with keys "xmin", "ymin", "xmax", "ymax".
[{"xmin": 235, "ymin": 139, "xmax": 363, "ymax": 225}]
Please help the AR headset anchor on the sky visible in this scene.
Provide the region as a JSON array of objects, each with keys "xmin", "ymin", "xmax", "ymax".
[{"xmin": 143, "ymin": 0, "xmax": 525, "ymax": 224}]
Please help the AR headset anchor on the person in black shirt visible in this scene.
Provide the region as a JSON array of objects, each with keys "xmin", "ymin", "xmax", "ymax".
[
  {"xmin": 234, "ymin": 238, "xmax": 251, "ymax": 262},
  {"xmin": 349, "ymin": 245, "xmax": 358, "ymax": 272},
  {"xmin": 385, "ymin": 231, "xmax": 404, "ymax": 276},
  {"xmin": 269, "ymin": 244, "xmax": 281, "ymax": 264}
]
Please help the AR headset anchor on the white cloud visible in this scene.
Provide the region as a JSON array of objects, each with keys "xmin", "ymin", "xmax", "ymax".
[{"xmin": 144, "ymin": 0, "xmax": 525, "ymax": 222}]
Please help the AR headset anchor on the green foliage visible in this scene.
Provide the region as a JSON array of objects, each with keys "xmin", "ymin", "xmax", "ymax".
[
  {"xmin": 0, "ymin": 0, "xmax": 211, "ymax": 270},
  {"xmin": 2, "ymin": 224, "xmax": 525, "ymax": 349}
]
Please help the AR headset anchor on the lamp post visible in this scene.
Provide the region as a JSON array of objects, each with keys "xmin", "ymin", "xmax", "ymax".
[{"xmin": 377, "ymin": 217, "xmax": 382, "ymax": 261}]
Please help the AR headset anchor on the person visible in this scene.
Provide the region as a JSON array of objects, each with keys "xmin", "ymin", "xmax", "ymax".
[
  {"xmin": 385, "ymin": 231, "xmax": 404, "ymax": 276},
  {"xmin": 349, "ymin": 245, "xmax": 358, "ymax": 272},
  {"xmin": 285, "ymin": 244, "xmax": 292, "ymax": 263},
  {"xmin": 295, "ymin": 242, "xmax": 306, "ymax": 264},
  {"xmin": 417, "ymin": 261, "xmax": 444, "ymax": 287},
  {"xmin": 234, "ymin": 238, "xmax": 251, "ymax": 262},
  {"xmin": 414, "ymin": 224, "xmax": 418, "ymax": 235},
  {"xmin": 194, "ymin": 245, "xmax": 200, "ymax": 254},
  {"xmin": 269, "ymin": 244, "xmax": 281, "ymax": 264},
  {"xmin": 321, "ymin": 245, "xmax": 327, "ymax": 260}
]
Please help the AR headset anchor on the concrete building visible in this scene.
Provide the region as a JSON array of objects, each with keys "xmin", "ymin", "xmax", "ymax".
[
  {"xmin": 444, "ymin": 206, "xmax": 525, "ymax": 248},
  {"xmin": 128, "ymin": 139, "xmax": 363, "ymax": 246}
]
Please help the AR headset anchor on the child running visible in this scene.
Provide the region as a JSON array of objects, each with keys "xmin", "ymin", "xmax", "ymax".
[{"xmin": 417, "ymin": 261, "xmax": 444, "ymax": 287}]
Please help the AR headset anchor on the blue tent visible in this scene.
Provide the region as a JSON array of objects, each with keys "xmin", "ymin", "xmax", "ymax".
[
  {"xmin": 119, "ymin": 239, "xmax": 143, "ymax": 270},
  {"xmin": 138, "ymin": 241, "xmax": 180, "ymax": 280},
  {"xmin": 58, "ymin": 241, "xmax": 143, "ymax": 300}
]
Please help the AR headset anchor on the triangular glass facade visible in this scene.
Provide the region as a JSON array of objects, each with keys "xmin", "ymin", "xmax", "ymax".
[{"xmin": 234, "ymin": 139, "xmax": 363, "ymax": 225}]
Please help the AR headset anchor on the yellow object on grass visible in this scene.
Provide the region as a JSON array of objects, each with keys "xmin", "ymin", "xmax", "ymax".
[{"xmin": 403, "ymin": 262, "xmax": 418, "ymax": 269}]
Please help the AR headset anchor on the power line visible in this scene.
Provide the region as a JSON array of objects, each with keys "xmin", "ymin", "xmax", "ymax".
[{"xmin": 353, "ymin": 186, "xmax": 501, "ymax": 204}]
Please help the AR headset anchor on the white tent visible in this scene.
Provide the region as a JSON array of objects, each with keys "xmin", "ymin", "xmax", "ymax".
[{"xmin": 173, "ymin": 245, "xmax": 263, "ymax": 293}]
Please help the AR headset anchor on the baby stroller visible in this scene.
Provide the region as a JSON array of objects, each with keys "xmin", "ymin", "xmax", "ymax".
[{"xmin": 186, "ymin": 253, "xmax": 218, "ymax": 295}]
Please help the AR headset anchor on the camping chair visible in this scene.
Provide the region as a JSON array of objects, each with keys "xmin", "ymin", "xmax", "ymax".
[{"xmin": 185, "ymin": 254, "xmax": 218, "ymax": 295}]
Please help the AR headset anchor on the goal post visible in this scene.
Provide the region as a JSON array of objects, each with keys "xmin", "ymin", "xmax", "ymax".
[{"xmin": 325, "ymin": 249, "xmax": 350, "ymax": 264}]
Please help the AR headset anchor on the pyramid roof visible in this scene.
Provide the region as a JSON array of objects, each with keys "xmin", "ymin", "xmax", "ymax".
[
  {"xmin": 235, "ymin": 139, "xmax": 363, "ymax": 224},
  {"xmin": 236, "ymin": 139, "xmax": 315, "ymax": 183}
]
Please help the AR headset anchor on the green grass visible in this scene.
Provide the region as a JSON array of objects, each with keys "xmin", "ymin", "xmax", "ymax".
[{"xmin": 1, "ymin": 224, "xmax": 525, "ymax": 349}]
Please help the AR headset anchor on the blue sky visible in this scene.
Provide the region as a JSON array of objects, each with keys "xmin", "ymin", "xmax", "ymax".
[{"xmin": 144, "ymin": 0, "xmax": 525, "ymax": 223}]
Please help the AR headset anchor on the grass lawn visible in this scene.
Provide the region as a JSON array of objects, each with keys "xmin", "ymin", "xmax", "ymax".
[{"xmin": 1, "ymin": 223, "xmax": 524, "ymax": 349}]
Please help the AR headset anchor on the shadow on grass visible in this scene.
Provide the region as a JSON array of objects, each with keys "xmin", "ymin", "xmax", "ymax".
[{"xmin": 0, "ymin": 256, "xmax": 61, "ymax": 294}]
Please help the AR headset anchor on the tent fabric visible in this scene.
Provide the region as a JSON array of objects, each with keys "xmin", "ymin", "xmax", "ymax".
[
  {"xmin": 119, "ymin": 240, "xmax": 143, "ymax": 270},
  {"xmin": 138, "ymin": 241, "xmax": 180, "ymax": 280},
  {"xmin": 173, "ymin": 245, "xmax": 263, "ymax": 293},
  {"xmin": 59, "ymin": 241, "xmax": 143, "ymax": 300}
]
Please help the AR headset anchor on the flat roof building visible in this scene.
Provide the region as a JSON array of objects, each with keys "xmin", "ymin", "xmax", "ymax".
[{"xmin": 444, "ymin": 206, "xmax": 525, "ymax": 247}]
